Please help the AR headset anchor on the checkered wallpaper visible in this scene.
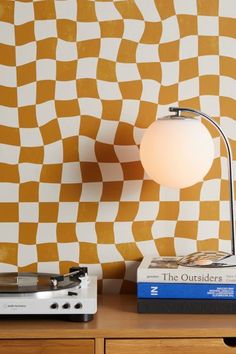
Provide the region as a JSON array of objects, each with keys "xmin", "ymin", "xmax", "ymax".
[{"xmin": 0, "ymin": 0, "xmax": 235, "ymax": 293}]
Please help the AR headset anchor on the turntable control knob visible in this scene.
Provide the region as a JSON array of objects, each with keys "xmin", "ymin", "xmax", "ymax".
[
  {"xmin": 62, "ymin": 303, "xmax": 71, "ymax": 309},
  {"xmin": 74, "ymin": 302, "xmax": 82, "ymax": 309},
  {"xmin": 50, "ymin": 303, "xmax": 58, "ymax": 309}
]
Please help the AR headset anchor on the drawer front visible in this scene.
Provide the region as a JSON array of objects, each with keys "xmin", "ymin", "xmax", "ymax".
[
  {"xmin": 0, "ymin": 339, "xmax": 94, "ymax": 354},
  {"xmin": 106, "ymin": 338, "xmax": 236, "ymax": 354}
]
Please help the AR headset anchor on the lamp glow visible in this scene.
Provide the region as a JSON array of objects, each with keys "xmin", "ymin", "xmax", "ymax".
[{"xmin": 140, "ymin": 117, "xmax": 215, "ymax": 189}]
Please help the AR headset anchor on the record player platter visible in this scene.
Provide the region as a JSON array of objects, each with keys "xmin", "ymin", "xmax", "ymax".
[{"xmin": 0, "ymin": 267, "xmax": 97, "ymax": 322}]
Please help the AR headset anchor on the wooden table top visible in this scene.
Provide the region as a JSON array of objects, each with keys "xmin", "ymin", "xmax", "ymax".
[{"xmin": 0, "ymin": 295, "xmax": 235, "ymax": 339}]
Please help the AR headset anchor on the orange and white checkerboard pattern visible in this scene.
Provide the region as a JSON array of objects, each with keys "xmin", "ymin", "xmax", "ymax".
[{"xmin": 0, "ymin": 0, "xmax": 235, "ymax": 293}]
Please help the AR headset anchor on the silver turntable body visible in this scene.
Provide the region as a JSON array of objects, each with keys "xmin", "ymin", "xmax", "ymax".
[{"xmin": 0, "ymin": 267, "xmax": 97, "ymax": 322}]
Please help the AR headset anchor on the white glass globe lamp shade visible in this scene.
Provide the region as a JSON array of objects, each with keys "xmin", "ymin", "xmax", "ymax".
[{"xmin": 140, "ymin": 117, "xmax": 215, "ymax": 189}]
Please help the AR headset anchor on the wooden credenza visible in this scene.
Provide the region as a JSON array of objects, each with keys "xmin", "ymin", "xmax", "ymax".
[{"xmin": 1, "ymin": 295, "xmax": 236, "ymax": 354}]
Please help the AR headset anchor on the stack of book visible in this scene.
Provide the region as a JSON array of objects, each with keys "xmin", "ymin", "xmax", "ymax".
[{"xmin": 137, "ymin": 254, "xmax": 236, "ymax": 313}]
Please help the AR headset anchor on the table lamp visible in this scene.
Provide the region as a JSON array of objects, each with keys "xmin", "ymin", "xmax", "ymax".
[{"xmin": 140, "ymin": 107, "xmax": 235, "ymax": 264}]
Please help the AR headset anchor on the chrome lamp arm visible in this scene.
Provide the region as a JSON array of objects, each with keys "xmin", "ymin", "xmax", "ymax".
[{"xmin": 169, "ymin": 107, "xmax": 235, "ymax": 255}]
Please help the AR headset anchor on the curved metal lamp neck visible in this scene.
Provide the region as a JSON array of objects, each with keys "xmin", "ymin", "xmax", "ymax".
[{"xmin": 169, "ymin": 107, "xmax": 236, "ymax": 255}]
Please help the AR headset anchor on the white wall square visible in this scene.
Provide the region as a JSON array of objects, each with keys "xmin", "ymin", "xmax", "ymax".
[
  {"xmin": 19, "ymin": 163, "xmax": 42, "ymax": 183},
  {"xmin": 120, "ymin": 181, "xmax": 142, "ymax": 201},
  {"xmin": 0, "ymin": 22, "xmax": 15, "ymax": 45},
  {"xmin": 20, "ymin": 127, "xmax": 43, "ymax": 147},
  {"xmin": 221, "ymin": 157, "xmax": 228, "ymax": 180},
  {"xmin": 114, "ymin": 145, "xmax": 140, "ymax": 163},
  {"xmin": 18, "ymin": 244, "xmax": 37, "ymax": 267},
  {"xmin": 83, "ymin": 263, "xmax": 103, "ymax": 279},
  {"xmin": 178, "ymin": 77, "xmax": 199, "ymax": 100},
  {"xmin": 38, "ymin": 262, "xmax": 59, "ymax": 274},
  {"xmin": 174, "ymin": 0, "xmax": 197, "ymax": 14},
  {"xmin": 36, "ymin": 101, "xmax": 56, "ymax": 126},
  {"xmin": 77, "ymin": 58, "xmax": 98, "ymax": 79},
  {"xmin": 116, "ymin": 63, "xmax": 140, "ymax": 82},
  {"xmin": 14, "ymin": 1, "xmax": 34, "ymax": 25},
  {"xmin": 96, "ymin": 120, "xmax": 119, "ymax": 144},
  {"xmin": 119, "ymin": 99, "xmax": 140, "ymax": 124},
  {"xmin": 79, "ymin": 98, "xmax": 102, "ymax": 118},
  {"xmin": 136, "ymin": 43, "xmax": 159, "ymax": 63},
  {"xmin": 78, "ymin": 136, "xmax": 96, "ymax": 162},
  {"xmin": 99, "ymin": 38, "xmax": 121, "ymax": 61},
  {"xmin": 77, "ymin": 22, "xmax": 101, "ymax": 41},
  {"xmin": 80, "ymin": 182, "xmax": 103, "ymax": 202},
  {"xmin": 219, "ymin": 0, "xmax": 236, "ymax": 18},
  {"xmin": 17, "ymin": 83, "xmax": 36, "ymax": 107},
  {"xmin": 36, "ymin": 223, "xmax": 57, "ymax": 244},
  {"xmin": 97, "ymin": 244, "xmax": 123, "ymax": 262},
  {"xmin": 0, "ymin": 183, "xmax": 18, "ymax": 202},
  {"xmin": 198, "ymin": 55, "xmax": 219, "ymax": 76},
  {"xmin": 96, "ymin": 202, "xmax": 119, "ymax": 222},
  {"xmin": 123, "ymin": 20, "xmax": 145, "ymax": 42},
  {"xmin": 159, "ymin": 186, "xmax": 180, "ymax": 201},
  {"xmin": 174, "ymin": 237, "xmax": 197, "ymax": 255},
  {"xmin": 0, "ymin": 65, "xmax": 16, "ymax": 87},
  {"xmin": 179, "ymin": 36, "xmax": 198, "ymax": 59},
  {"xmin": 43, "ymin": 141, "xmax": 63, "ymax": 164},
  {"xmin": 56, "ymin": 39, "xmax": 77, "ymax": 61},
  {"xmin": 99, "ymin": 163, "xmax": 123, "ymax": 182},
  {"xmin": 152, "ymin": 221, "xmax": 177, "ymax": 237},
  {"xmin": 198, "ymin": 16, "xmax": 219, "ymax": 36},
  {"xmin": 0, "ymin": 223, "xmax": 19, "ymax": 243},
  {"xmin": 76, "ymin": 223, "xmax": 97, "ymax": 243},
  {"xmin": 0, "ymin": 107, "xmax": 18, "ymax": 127},
  {"xmin": 61, "ymin": 162, "xmax": 82, "ymax": 183},
  {"xmin": 200, "ymin": 96, "xmax": 220, "ymax": 117},
  {"xmin": 59, "ymin": 117, "xmax": 80, "ymax": 139},
  {"xmin": 178, "ymin": 201, "xmax": 200, "ymax": 220},
  {"xmin": 58, "ymin": 202, "xmax": 78, "ymax": 222},
  {"xmin": 0, "ymin": 144, "xmax": 20, "ymax": 164},
  {"xmin": 197, "ymin": 221, "xmax": 220, "ymax": 239},
  {"xmin": 161, "ymin": 62, "xmax": 179, "ymax": 85},
  {"xmin": 218, "ymin": 239, "xmax": 231, "ymax": 254},
  {"xmin": 137, "ymin": 240, "xmax": 159, "ymax": 257},
  {"xmin": 220, "ymin": 116, "xmax": 236, "ymax": 140},
  {"xmin": 220, "ymin": 76, "xmax": 236, "ymax": 100},
  {"xmin": 16, "ymin": 42, "xmax": 36, "ymax": 66},
  {"xmin": 220, "ymin": 201, "xmax": 230, "ymax": 221},
  {"xmin": 95, "ymin": 2, "xmax": 122, "ymax": 21},
  {"xmin": 135, "ymin": 0, "xmax": 161, "ymax": 21},
  {"xmin": 39, "ymin": 183, "xmax": 60, "ymax": 202},
  {"xmin": 200, "ymin": 179, "xmax": 221, "ymax": 201},
  {"xmin": 219, "ymin": 37, "xmax": 236, "ymax": 58},
  {"xmin": 141, "ymin": 79, "xmax": 160, "ymax": 103},
  {"xmin": 135, "ymin": 202, "xmax": 159, "ymax": 221},
  {"xmin": 35, "ymin": 20, "xmax": 57, "ymax": 41},
  {"xmin": 161, "ymin": 16, "xmax": 180, "ymax": 43},
  {"xmin": 133, "ymin": 126, "xmax": 145, "ymax": 146},
  {"xmin": 19, "ymin": 202, "xmax": 39, "ymax": 222},
  {"xmin": 55, "ymin": 0, "xmax": 77, "ymax": 20},
  {"xmin": 114, "ymin": 221, "xmax": 135, "ymax": 244},
  {"xmin": 58, "ymin": 242, "xmax": 79, "ymax": 262},
  {"xmin": 36, "ymin": 59, "xmax": 56, "ymax": 81},
  {"xmin": 55, "ymin": 80, "xmax": 77, "ymax": 100},
  {"xmin": 97, "ymin": 81, "xmax": 121, "ymax": 100}
]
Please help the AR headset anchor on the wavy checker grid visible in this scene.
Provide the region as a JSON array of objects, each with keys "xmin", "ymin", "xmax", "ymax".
[{"xmin": 0, "ymin": 0, "xmax": 235, "ymax": 293}]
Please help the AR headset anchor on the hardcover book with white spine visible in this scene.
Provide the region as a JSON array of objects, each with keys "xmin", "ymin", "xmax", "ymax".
[{"xmin": 137, "ymin": 255, "xmax": 236, "ymax": 284}]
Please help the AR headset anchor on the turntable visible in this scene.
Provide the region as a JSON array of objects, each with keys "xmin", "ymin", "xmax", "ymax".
[{"xmin": 0, "ymin": 267, "xmax": 97, "ymax": 322}]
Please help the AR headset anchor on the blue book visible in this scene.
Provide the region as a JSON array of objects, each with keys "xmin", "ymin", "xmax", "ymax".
[{"xmin": 137, "ymin": 282, "xmax": 236, "ymax": 299}]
